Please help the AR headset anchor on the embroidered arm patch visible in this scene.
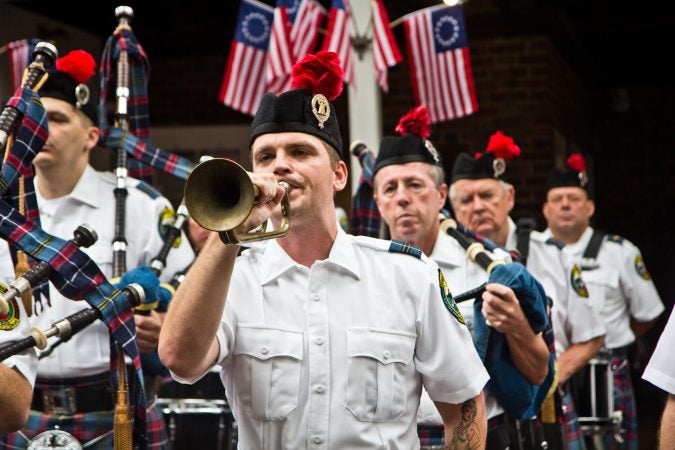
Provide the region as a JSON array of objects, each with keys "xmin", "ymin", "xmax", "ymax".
[{"xmin": 439, "ymin": 270, "xmax": 464, "ymax": 324}]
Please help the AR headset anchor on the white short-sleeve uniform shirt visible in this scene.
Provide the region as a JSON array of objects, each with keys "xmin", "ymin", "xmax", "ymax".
[
  {"xmin": 506, "ymin": 218, "xmax": 605, "ymax": 355},
  {"xmin": 175, "ymin": 230, "xmax": 489, "ymax": 450},
  {"xmin": 544, "ymin": 227, "xmax": 664, "ymax": 349},
  {"xmin": 33, "ymin": 166, "xmax": 194, "ymax": 378},
  {"xmin": 643, "ymin": 308, "xmax": 675, "ymax": 395}
]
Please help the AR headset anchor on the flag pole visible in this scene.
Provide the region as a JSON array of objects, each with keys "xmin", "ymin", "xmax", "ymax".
[{"xmin": 347, "ymin": 0, "xmax": 381, "ymax": 194}]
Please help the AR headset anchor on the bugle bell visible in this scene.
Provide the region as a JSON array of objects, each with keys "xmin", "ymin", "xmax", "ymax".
[{"xmin": 184, "ymin": 158, "xmax": 290, "ymax": 245}]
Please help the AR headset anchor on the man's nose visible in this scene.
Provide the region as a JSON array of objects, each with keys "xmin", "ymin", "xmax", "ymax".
[
  {"xmin": 394, "ymin": 185, "xmax": 410, "ymax": 205},
  {"xmin": 273, "ymin": 152, "xmax": 292, "ymax": 175},
  {"xmin": 471, "ymin": 195, "xmax": 484, "ymax": 210}
]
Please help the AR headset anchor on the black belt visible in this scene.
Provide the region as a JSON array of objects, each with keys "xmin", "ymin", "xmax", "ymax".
[
  {"xmin": 32, "ymin": 377, "xmax": 113, "ymax": 415},
  {"xmin": 607, "ymin": 345, "xmax": 630, "ymax": 358}
]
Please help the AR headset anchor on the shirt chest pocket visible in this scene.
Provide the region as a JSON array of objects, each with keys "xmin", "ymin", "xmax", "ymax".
[
  {"xmin": 582, "ymin": 268, "xmax": 620, "ymax": 310},
  {"xmin": 233, "ymin": 325, "xmax": 304, "ymax": 421},
  {"xmin": 345, "ymin": 327, "xmax": 416, "ymax": 422}
]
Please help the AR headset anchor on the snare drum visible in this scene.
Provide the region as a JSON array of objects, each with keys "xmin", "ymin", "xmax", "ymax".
[
  {"xmin": 157, "ymin": 370, "xmax": 237, "ymax": 450},
  {"xmin": 568, "ymin": 354, "xmax": 623, "ymax": 437}
]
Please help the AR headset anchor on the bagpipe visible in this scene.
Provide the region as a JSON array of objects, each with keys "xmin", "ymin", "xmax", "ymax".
[
  {"xmin": 0, "ymin": 283, "xmax": 143, "ymax": 362},
  {"xmin": 441, "ymin": 217, "xmax": 556, "ymax": 420},
  {"xmin": 0, "ymin": 42, "xmax": 56, "ymax": 152},
  {"xmin": 0, "ymin": 225, "xmax": 96, "ymax": 315},
  {"xmin": 0, "ymin": 41, "xmax": 57, "ymax": 316}
]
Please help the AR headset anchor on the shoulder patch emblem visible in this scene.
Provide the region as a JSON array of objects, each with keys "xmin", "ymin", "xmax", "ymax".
[
  {"xmin": 158, "ymin": 207, "xmax": 182, "ymax": 247},
  {"xmin": 634, "ymin": 255, "xmax": 652, "ymax": 281},
  {"xmin": 388, "ymin": 240, "xmax": 423, "ymax": 259},
  {"xmin": 570, "ymin": 264, "xmax": 589, "ymax": 298},
  {"xmin": 606, "ymin": 234, "xmax": 624, "ymax": 244},
  {"xmin": 0, "ymin": 298, "xmax": 20, "ymax": 331},
  {"xmin": 439, "ymin": 270, "xmax": 464, "ymax": 324},
  {"xmin": 135, "ymin": 180, "xmax": 162, "ymax": 199}
]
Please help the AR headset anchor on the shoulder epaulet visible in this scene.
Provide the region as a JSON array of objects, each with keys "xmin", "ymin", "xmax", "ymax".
[
  {"xmin": 353, "ymin": 236, "xmax": 427, "ymax": 261},
  {"xmin": 388, "ymin": 240, "xmax": 424, "ymax": 259},
  {"xmin": 545, "ymin": 237, "xmax": 565, "ymax": 249},
  {"xmin": 134, "ymin": 180, "xmax": 162, "ymax": 199},
  {"xmin": 605, "ymin": 234, "xmax": 624, "ymax": 244}
]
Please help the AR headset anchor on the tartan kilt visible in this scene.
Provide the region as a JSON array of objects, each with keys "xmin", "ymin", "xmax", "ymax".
[
  {"xmin": 560, "ymin": 390, "xmax": 587, "ymax": 450},
  {"xmin": 603, "ymin": 355, "xmax": 637, "ymax": 450},
  {"xmin": 0, "ymin": 404, "xmax": 169, "ymax": 449}
]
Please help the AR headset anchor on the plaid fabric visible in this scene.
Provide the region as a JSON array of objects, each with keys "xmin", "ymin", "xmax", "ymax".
[
  {"xmin": 603, "ymin": 355, "xmax": 637, "ymax": 450},
  {"xmin": 418, "ymin": 424, "xmax": 444, "ymax": 446},
  {"xmin": 145, "ymin": 405, "xmax": 169, "ymax": 449},
  {"xmin": 349, "ymin": 147, "xmax": 381, "ymax": 238},
  {"xmin": 0, "ymin": 404, "xmax": 168, "ymax": 449},
  {"xmin": 388, "ymin": 240, "xmax": 423, "ymax": 259},
  {"xmin": 0, "ymin": 200, "xmax": 148, "ymax": 447},
  {"xmin": 1, "ymin": 85, "xmax": 50, "ymax": 307},
  {"xmin": 103, "ymin": 127, "xmax": 193, "ymax": 180},
  {"xmin": 99, "ymin": 27, "xmax": 153, "ymax": 182},
  {"xmin": 560, "ymin": 390, "xmax": 587, "ymax": 450}
]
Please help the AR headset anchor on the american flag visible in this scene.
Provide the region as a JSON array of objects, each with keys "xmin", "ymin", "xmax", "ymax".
[
  {"xmin": 371, "ymin": 0, "xmax": 402, "ymax": 92},
  {"xmin": 266, "ymin": 0, "xmax": 326, "ymax": 94},
  {"xmin": 6, "ymin": 39, "xmax": 39, "ymax": 90},
  {"xmin": 403, "ymin": 5, "xmax": 478, "ymax": 123},
  {"xmin": 218, "ymin": 0, "xmax": 274, "ymax": 116},
  {"xmin": 290, "ymin": 0, "xmax": 326, "ymax": 63},
  {"xmin": 265, "ymin": 0, "xmax": 295, "ymax": 94},
  {"xmin": 321, "ymin": 0, "xmax": 354, "ymax": 85}
]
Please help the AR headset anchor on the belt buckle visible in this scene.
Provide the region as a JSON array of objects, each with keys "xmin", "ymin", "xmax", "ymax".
[
  {"xmin": 27, "ymin": 429, "xmax": 83, "ymax": 450},
  {"xmin": 42, "ymin": 387, "xmax": 77, "ymax": 415}
]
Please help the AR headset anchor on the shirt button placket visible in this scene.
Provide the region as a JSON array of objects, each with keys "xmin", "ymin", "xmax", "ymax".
[{"xmin": 307, "ymin": 270, "xmax": 329, "ymax": 450}]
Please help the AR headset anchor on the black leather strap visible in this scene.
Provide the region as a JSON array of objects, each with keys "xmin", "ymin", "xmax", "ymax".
[
  {"xmin": 582, "ymin": 229, "xmax": 606, "ymax": 260},
  {"xmin": 32, "ymin": 383, "xmax": 113, "ymax": 414}
]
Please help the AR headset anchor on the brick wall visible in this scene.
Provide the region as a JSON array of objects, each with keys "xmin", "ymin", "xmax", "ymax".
[{"xmin": 382, "ymin": 34, "xmax": 591, "ymax": 225}]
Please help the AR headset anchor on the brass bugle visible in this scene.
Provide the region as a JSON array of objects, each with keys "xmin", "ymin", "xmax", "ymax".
[{"xmin": 184, "ymin": 158, "xmax": 290, "ymax": 245}]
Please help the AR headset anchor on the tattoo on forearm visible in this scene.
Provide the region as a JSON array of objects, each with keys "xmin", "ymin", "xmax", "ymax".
[{"xmin": 445, "ymin": 399, "xmax": 481, "ymax": 450}]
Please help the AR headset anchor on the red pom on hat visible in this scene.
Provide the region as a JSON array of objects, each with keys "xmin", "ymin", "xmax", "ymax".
[
  {"xmin": 56, "ymin": 50, "xmax": 96, "ymax": 84},
  {"xmin": 394, "ymin": 105, "xmax": 431, "ymax": 139},
  {"xmin": 566, "ymin": 153, "xmax": 587, "ymax": 173},
  {"xmin": 486, "ymin": 131, "xmax": 521, "ymax": 161},
  {"xmin": 290, "ymin": 51, "xmax": 344, "ymax": 101}
]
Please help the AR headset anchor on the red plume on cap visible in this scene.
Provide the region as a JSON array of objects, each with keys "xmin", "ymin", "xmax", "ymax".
[
  {"xmin": 566, "ymin": 153, "xmax": 587, "ymax": 173},
  {"xmin": 55, "ymin": 50, "xmax": 96, "ymax": 84},
  {"xmin": 486, "ymin": 131, "xmax": 521, "ymax": 161},
  {"xmin": 394, "ymin": 105, "xmax": 431, "ymax": 139},
  {"xmin": 290, "ymin": 51, "xmax": 344, "ymax": 101}
]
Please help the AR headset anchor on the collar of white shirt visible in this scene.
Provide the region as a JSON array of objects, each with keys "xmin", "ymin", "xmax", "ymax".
[{"xmin": 258, "ymin": 227, "xmax": 361, "ymax": 285}]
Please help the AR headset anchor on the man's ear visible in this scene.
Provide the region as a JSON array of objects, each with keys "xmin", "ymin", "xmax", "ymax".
[
  {"xmin": 332, "ymin": 160, "xmax": 348, "ymax": 192},
  {"xmin": 85, "ymin": 125, "xmax": 100, "ymax": 153}
]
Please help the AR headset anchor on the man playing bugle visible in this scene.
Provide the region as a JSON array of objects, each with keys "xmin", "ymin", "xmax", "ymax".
[{"xmin": 160, "ymin": 51, "xmax": 489, "ymax": 450}]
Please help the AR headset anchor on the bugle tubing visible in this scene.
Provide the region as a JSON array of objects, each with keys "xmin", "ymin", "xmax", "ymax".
[{"xmin": 184, "ymin": 158, "xmax": 290, "ymax": 245}]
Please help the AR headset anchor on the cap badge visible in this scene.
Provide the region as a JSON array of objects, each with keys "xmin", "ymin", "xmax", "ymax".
[
  {"xmin": 311, "ymin": 93, "xmax": 330, "ymax": 129},
  {"xmin": 75, "ymin": 83, "xmax": 90, "ymax": 109},
  {"xmin": 578, "ymin": 171, "xmax": 589, "ymax": 187},
  {"xmin": 492, "ymin": 157, "xmax": 506, "ymax": 178},
  {"xmin": 425, "ymin": 140, "xmax": 440, "ymax": 164}
]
